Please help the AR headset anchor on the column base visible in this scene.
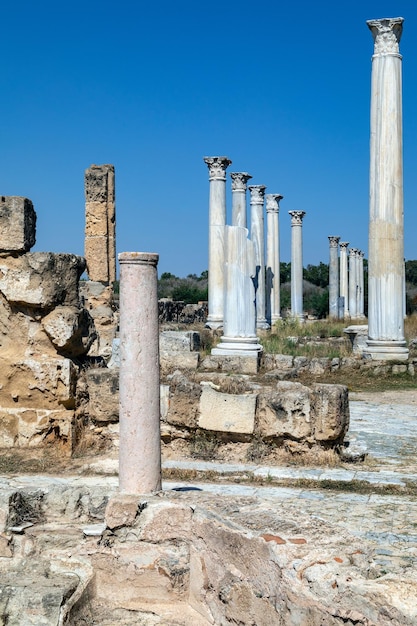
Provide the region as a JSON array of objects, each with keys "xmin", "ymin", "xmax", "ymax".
[
  {"xmin": 211, "ymin": 335, "xmax": 262, "ymax": 357},
  {"xmin": 364, "ymin": 339, "xmax": 409, "ymax": 361},
  {"xmin": 205, "ymin": 316, "xmax": 223, "ymax": 330},
  {"xmin": 270, "ymin": 315, "xmax": 282, "ymax": 324},
  {"xmin": 256, "ymin": 317, "xmax": 271, "ymax": 330}
]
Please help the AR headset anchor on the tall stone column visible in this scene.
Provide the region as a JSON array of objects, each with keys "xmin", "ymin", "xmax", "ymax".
[
  {"xmin": 204, "ymin": 156, "xmax": 232, "ymax": 329},
  {"xmin": 328, "ymin": 236, "xmax": 340, "ymax": 319},
  {"xmin": 230, "ymin": 172, "xmax": 252, "ymax": 228},
  {"xmin": 339, "ymin": 242, "xmax": 350, "ymax": 318},
  {"xmin": 249, "ymin": 185, "xmax": 269, "ymax": 329},
  {"xmin": 211, "ymin": 226, "xmax": 261, "ymax": 357},
  {"xmin": 266, "ymin": 194, "xmax": 283, "ymax": 324},
  {"xmin": 289, "ymin": 211, "xmax": 306, "ymax": 321},
  {"xmin": 358, "ymin": 250, "xmax": 366, "ymax": 318},
  {"xmin": 348, "ymin": 248, "xmax": 358, "ymax": 319},
  {"xmin": 366, "ymin": 17, "xmax": 408, "ymax": 360},
  {"xmin": 85, "ymin": 164, "xmax": 116, "ymax": 284},
  {"xmin": 118, "ymin": 252, "xmax": 161, "ymax": 494}
]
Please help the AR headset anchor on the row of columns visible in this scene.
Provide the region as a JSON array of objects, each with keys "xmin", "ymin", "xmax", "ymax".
[{"xmin": 328, "ymin": 238, "xmax": 365, "ymax": 320}]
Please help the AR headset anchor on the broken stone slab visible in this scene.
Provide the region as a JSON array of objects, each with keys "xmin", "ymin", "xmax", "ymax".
[
  {"xmin": 256, "ymin": 381, "xmax": 312, "ymax": 440},
  {"xmin": 198, "ymin": 385, "xmax": 256, "ymax": 435},
  {"xmin": 0, "ymin": 252, "xmax": 86, "ymax": 309},
  {"xmin": 160, "ymin": 330, "xmax": 200, "ymax": 353},
  {"xmin": 200, "ymin": 354, "xmax": 259, "ymax": 375},
  {"xmin": 41, "ymin": 305, "xmax": 97, "ymax": 357},
  {"xmin": 0, "ymin": 196, "xmax": 36, "ymax": 254},
  {"xmin": 311, "ymin": 383, "xmax": 350, "ymax": 442}
]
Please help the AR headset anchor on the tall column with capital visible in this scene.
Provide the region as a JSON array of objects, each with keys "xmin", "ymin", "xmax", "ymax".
[
  {"xmin": 339, "ymin": 242, "xmax": 350, "ymax": 318},
  {"xmin": 230, "ymin": 172, "xmax": 252, "ymax": 228},
  {"xmin": 359, "ymin": 250, "xmax": 366, "ymax": 318},
  {"xmin": 366, "ymin": 17, "xmax": 408, "ymax": 360},
  {"xmin": 266, "ymin": 194, "xmax": 283, "ymax": 324},
  {"xmin": 118, "ymin": 252, "xmax": 161, "ymax": 494},
  {"xmin": 328, "ymin": 236, "xmax": 340, "ymax": 319},
  {"xmin": 348, "ymin": 248, "xmax": 358, "ymax": 319},
  {"xmin": 204, "ymin": 156, "xmax": 232, "ymax": 329},
  {"xmin": 289, "ymin": 211, "xmax": 306, "ymax": 321},
  {"xmin": 249, "ymin": 185, "xmax": 269, "ymax": 329}
]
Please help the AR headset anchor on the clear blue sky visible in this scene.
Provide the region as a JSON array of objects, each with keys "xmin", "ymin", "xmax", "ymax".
[{"xmin": 1, "ymin": 1, "xmax": 416, "ymax": 277}]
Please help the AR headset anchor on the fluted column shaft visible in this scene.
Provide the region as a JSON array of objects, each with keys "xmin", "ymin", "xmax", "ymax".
[
  {"xmin": 266, "ymin": 194, "xmax": 283, "ymax": 324},
  {"xmin": 339, "ymin": 242, "xmax": 350, "ymax": 318},
  {"xmin": 289, "ymin": 211, "xmax": 306, "ymax": 320},
  {"xmin": 348, "ymin": 248, "xmax": 358, "ymax": 319},
  {"xmin": 204, "ymin": 156, "xmax": 232, "ymax": 329},
  {"xmin": 231, "ymin": 172, "xmax": 252, "ymax": 228},
  {"xmin": 358, "ymin": 251, "xmax": 365, "ymax": 317},
  {"xmin": 249, "ymin": 185, "xmax": 269, "ymax": 329},
  {"xmin": 118, "ymin": 252, "xmax": 161, "ymax": 494},
  {"xmin": 366, "ymin": 17, "xmax": 408, "ymax": 359},
  {"xmin": 328, "ymin": 236, "xmax": 340, "ymax": 319}
]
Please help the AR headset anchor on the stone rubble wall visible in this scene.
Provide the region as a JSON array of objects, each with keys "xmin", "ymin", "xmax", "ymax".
[{"xmin": 0, "ymin": 196, "xmax": 97, "ymax": 454}]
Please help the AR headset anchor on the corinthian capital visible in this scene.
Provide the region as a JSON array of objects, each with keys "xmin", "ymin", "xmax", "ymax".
[
  {"xmin": 266, "ymin": 194, "xmax": 284, "ymax": 213},
  {"xmin": 339, "ymin": 241, "xmax": 349, "ymax": 250},
  {"xmin": 367, "ymin": 17, "xmax": 403, "ymax": 56},
  {"xmin": 328, "ymin": 236, "xmax": 340, "ymax": 248},
  {"xmin": 289, "ymin": 210, "xmax": 306, "ymax": 226},
  {"xmin": 349, "ymin": 247, "xmax": 358, "ymax": 257},
  {"xmin": 230, "ymin": 172, "xmax": 252, "ymax": 192},
  {"xmin": 248, "ymin": 185, "xmax": 266, "ymax": 204},
  {"xmin": 203, "ymin": 156, "xmax": 232, "ymax": 181}
]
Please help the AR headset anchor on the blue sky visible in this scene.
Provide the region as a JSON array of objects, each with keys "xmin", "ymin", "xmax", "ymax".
[{"xmin": 1, "ymin": 1, "xmax": 416, "ymax": 277}]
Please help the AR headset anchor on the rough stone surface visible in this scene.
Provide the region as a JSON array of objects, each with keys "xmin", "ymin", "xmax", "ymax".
[
  {"xmin": 257, "ymin": 381, "xmax": 312, "ymax": 440},
  {"xmin": 198, "ymin": 386, "xmax": 256, "ymax": 434},
  {"xmin": 311, "ymin": 383, "xmax": 349, "ymax": 442},
  {"xmin": 0, "ymin": 196, "xmax": 36, "ymax": 253},
  {"xmin": 41, "ymin": 305, "xmax": 97, "ymax": 357}
]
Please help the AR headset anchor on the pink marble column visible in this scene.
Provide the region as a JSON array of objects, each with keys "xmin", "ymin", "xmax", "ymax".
[{"xmin": 118, "ymin": 252, "xmax": 161, "ymax": 494}]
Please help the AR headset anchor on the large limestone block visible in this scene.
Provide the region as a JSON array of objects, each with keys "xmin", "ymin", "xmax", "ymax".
[
  {"xmin": 41, "ymin": 306, "xmax": 97, "ymax": 357},
  {"xmin": 84, "ymin": 237, "xmax": 110, "ymax": 283},
  {"xmin": 256, "ymin": 381, "xmax": 312, "ymax": 440},
  {"xmin": 0, "ymin": 252, "xmax": 86, "ymax": 309},
  {"xmin": 0, "ymin": 196, "xmax": 36, "ymax": 253},
  {"xmin": 198, "ymin": 385, "xmax": 256, "ymax": 434},
  {"xmin": 160, "ymin": 331, "xmax": 200, "ymax": 353},
  {"xmin": 85, "ymin": 369, "xmax": 119, "ymax": 424},
  {"xmin": 311, "ymin": 383, "xmax": 349, "ymax": 442}
]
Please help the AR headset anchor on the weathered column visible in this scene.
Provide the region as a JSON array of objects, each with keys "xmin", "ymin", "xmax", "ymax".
[
  {"xmin": 230, "ymin": 172, "xmax": 252, "ymax": 228},
  {"xmin": 266, "ymin": 194, "xmax": 283, "ymax": 324},
  {"xmin": 85, "ymin": 164, "xmax": 116, "ymax": 284},
  {"xmin": 212, "ymin": 226, "xmax": 261, "ymax": 356},
  {"xmin": 339, "ymin": 242, "xmax": 350, "ymax": 318},
  {"xmin": 118, "ymin": 252, "xmax": 161, "ymax": 494},
  {"xmin": 289, "ymin": 211, "xmax": 306, "ymax": 321},
  {"xmin": 204, "ymin": 157, "xmax": 232, "ymax": 329},
  {"xmin": 366, "ymin": 17, "xmax": 408, "ymax": 360},
  {"xmin": 348, "ymin": 248, "xmax": 358, "ymax": 319},
  {"xmin": 357, "ymin": 250, "xmax": 365, "ymax": 318},
  {"xmin": 328, "ymin": 236, "xmax": 340, "ymax": 319},
  {"xmin": 249, "ymin": 185, "xmax": 269, "ymax": 329}
]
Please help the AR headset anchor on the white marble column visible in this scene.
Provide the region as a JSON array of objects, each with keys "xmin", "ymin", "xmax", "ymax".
[
  {"xmin": 357, "ymin": 250, "xmax": 365, "ymax": 318},
  {"xmin": 348, "ymin": 248, "xmax": 358, "ymax": 319},
  {"xmin": 230, "ymin": 172, "xmax": 252, "ymax": 228},
  {"xmin": 211, "ymin": 225, "xmax": 261, "ymax": 356},
  {"xmin": 249, "ymin": 184, "xmax": 269, "ymax": 329},
  {"xmin": 366, "ymin": 17, "xmax": 408, "ymax": 360},
  {"xmin": 204, "ymin": 156, "xmax": 232, "ymax": 329},
  {"xmin": 339, "ymin": 241, "xmax": 350, "ymax": 318},
  {"xmin": 118, "ymin": 252, "xmax": 161, "ymax": 494},
  {"xmin": 328, "ymin": 236, "xmax": 340, "ymax": 319},
  {"xmin": 289, "ymin": 210, "xmax": 306, "ymax": 321},
  {"xmin": 266, "ymin": 194, "xmax": 283, "ymax": 325}
]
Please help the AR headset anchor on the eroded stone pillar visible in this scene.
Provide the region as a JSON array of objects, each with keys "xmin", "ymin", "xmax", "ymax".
[
  {"xmin": 204, "ymin": 156, "xmax": 232, "ymax": 329},
  {"xmin": 249, "ymin": 185, "xmax": 269, "ymax": 329},
  {"xmin": 366, "ymin": 17, "xmax": 408, "ymax": 360},
  {"xmin": 328, "ymin": 236, "xmax": 340, "ymax": 319},
  {"xmin": 230, "ymin": 172, "xmax": 252, "ymax": 228},
  {"xmin": 85, "ymin": 164, "xmax": 116, "ymax": 284},
  {"xmin": 266, "ymin": 194, "xmax": 283, "ymax": 324},
  {"xmin": 211, "ymin": 225, "xmax": 261, "ymax": 356},
  {"xmin": 339, "ymin": 242, "xmax": 350, "ymax": 318},
  {"xmin": 289, "ymin": 210, "xmax": 306, "ymax": 321},
  {"xmin": 118, "ymin": 252, "xmax": 161, "ymax": 494},
  {"xmin": 348, "ymin": 248, "xmax": 358, "ymax": 319}
]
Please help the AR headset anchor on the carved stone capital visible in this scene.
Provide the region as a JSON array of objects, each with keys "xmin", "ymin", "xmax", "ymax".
[
  {"xmin": 349, "ymin": 247, "xmax": 358, "ymax": 257},
  {"xmin": 248, "ymin": 185, "xmax": 266, "ymax": 204},
  {"xmin": 328, "ymin": 236, "xmax": 340, "ymax": 248},
  {"xmin": 266, "ymin": 194, "xmax": 284, "ymax": 213},
  {"xmin": 367, "ymin": 17, "xmax": 403, "ymax": 56},
  {"xmin": 230, "ymin": 172, "xmax": 252, "ymax": 192},
  {"xmin": 289, "ymin": 210, "xmax": 306, "ymax": 226},
  {"xmin": 203, "ymin": 156, "xmax": 232, "ymax": 181},
  {"xmin": 339, "ymin": 241, "xmax": 349, "ymax": 250}
]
